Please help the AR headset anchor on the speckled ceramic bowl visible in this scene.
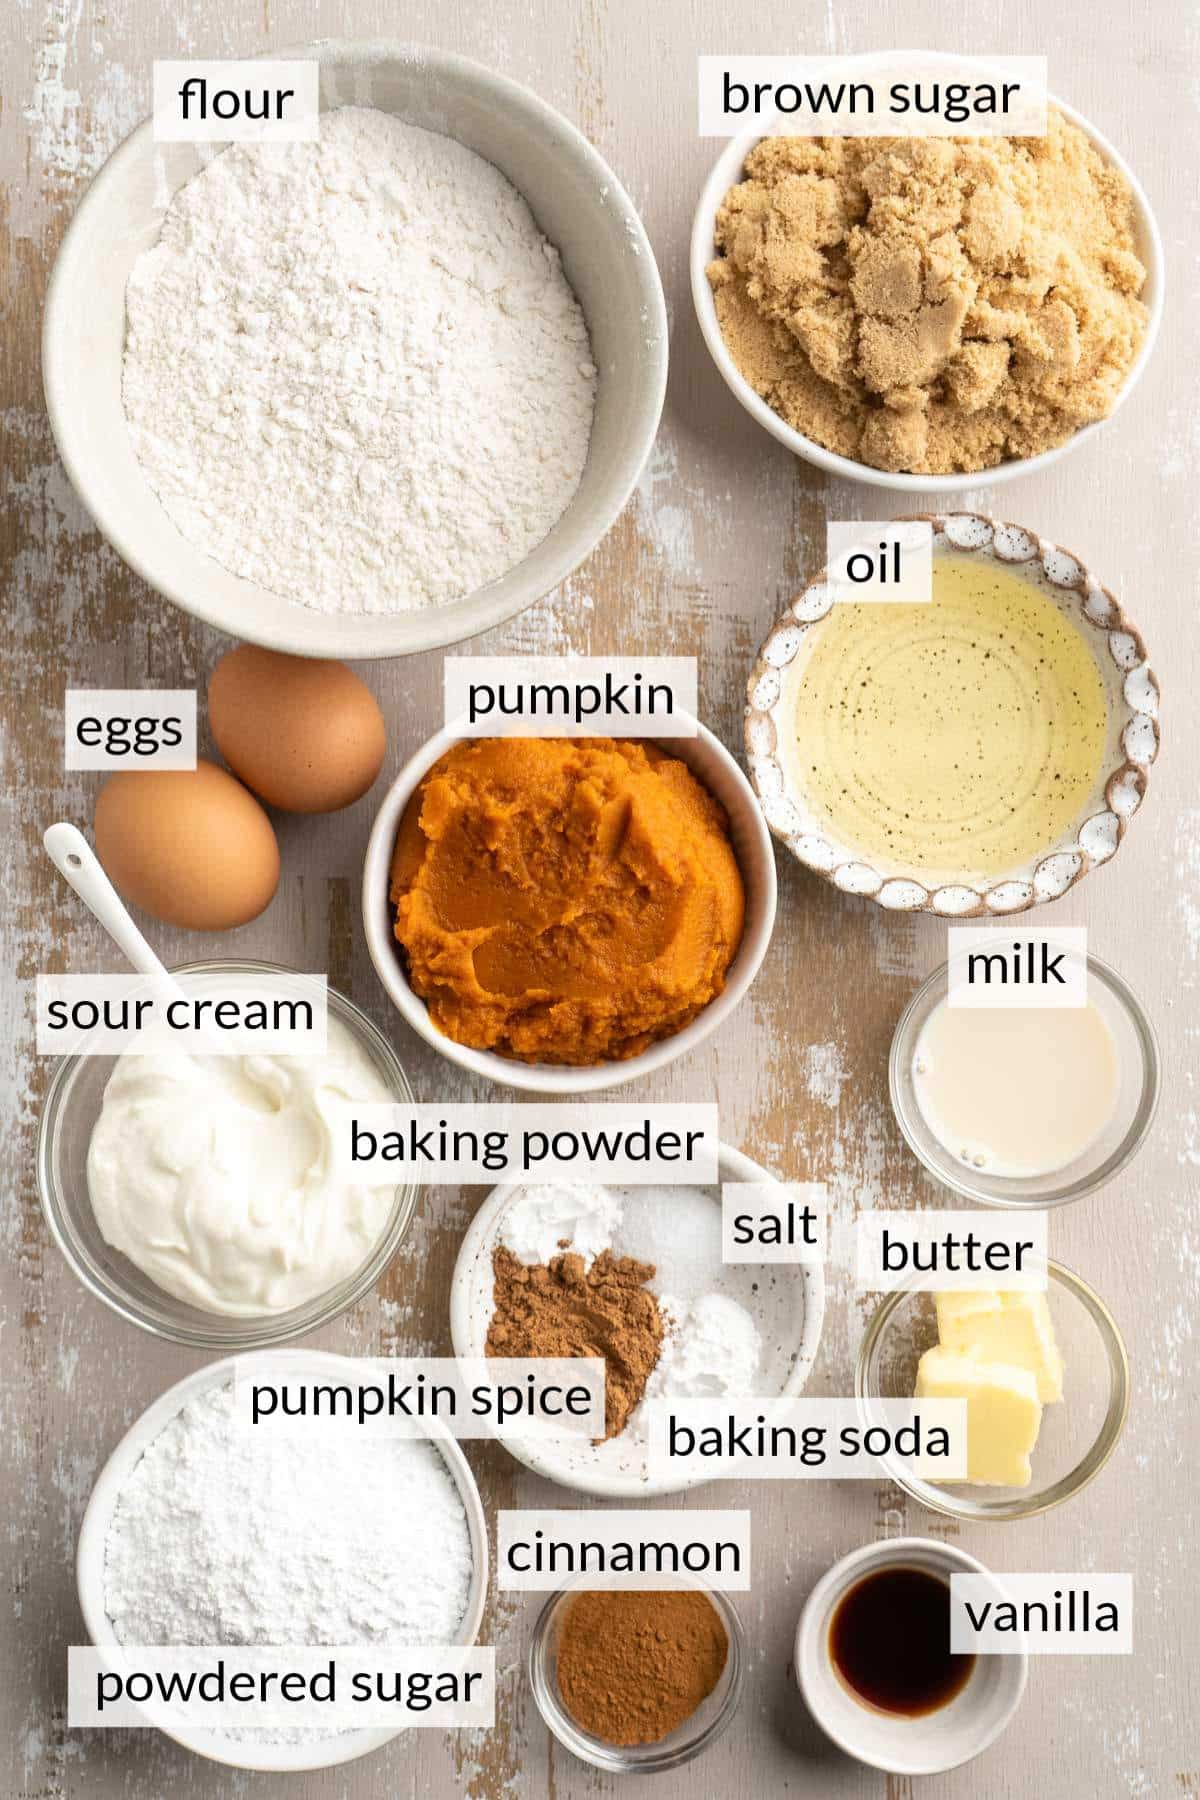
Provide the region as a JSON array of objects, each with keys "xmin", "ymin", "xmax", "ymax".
[{"xmin": 745, "ymin": 514, "xmax": 1159, "ymax": 915}]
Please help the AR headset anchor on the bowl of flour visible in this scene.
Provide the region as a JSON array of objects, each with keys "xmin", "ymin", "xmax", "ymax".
[
  {"xmin": 43, "ymin": 43, "xmax": 667, "ymax": 658},
  {"xmin": 76, "ymin": 1350, "xmax": 488, "ymax": 1772},
  {"xmin": 449, "ymin": 1143, "xmax": 826, "ymax": 1497}
]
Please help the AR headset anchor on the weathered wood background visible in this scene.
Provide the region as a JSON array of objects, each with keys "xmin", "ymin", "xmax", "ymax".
[{"xmin": 3, "ymin": 2, "xmax": 1196, "ymax": 1795}]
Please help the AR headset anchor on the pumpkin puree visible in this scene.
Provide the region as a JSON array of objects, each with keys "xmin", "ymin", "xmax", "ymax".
[{"xmin": 389, "ymin": 738, "xmax": 746, "ymax": 1064}]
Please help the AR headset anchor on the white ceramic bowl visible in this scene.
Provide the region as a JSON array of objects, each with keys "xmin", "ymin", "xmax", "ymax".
[
  {"xmin": 448, "ymin": 1143, "xmax": 825, "ymax": 1496},
  {"xmin": 43, "ymin": 41, "xmax": 667, "ymax": 659},
  {"xmin": 795, "ymin": 1538, "xmax": 1027, "ymax": 1775},
  {"xmin": 361, "ymin": 719, "xmax": 777, "ymax": 1093},
  {"xmin": 691, "ymin": 85, "xmax": 1163, "ymax": 493},
  {"xmin": 76, "ymin": 1349, "xmax": 489, "ymax": 1773}
]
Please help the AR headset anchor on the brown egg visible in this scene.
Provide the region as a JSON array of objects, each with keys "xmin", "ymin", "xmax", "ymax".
[
  {"xmin": 208, "ymin": 646, "xmax": 387, "ymax": 814},
  {"xmin": 94, "ymin": 761, "xmax": 280, "ymax": 931}
]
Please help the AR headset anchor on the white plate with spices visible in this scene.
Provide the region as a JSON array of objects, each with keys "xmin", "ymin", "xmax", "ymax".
[{"xmin": 449, "ymin": 1144, "xmax": 825, "ymax": 1497}]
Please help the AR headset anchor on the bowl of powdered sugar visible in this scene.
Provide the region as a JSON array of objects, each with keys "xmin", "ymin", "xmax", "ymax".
[
  {"xmin": 76, "ymin": 1350, "xmax": 488, "ymax": 1772},
  {"xmin": 44, "ymin": 43, "xmax": 667, "ymax": 657}
]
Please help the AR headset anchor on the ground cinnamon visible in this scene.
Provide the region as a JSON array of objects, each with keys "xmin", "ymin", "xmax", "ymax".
[
  {"xmin": 486, "ymin": 1247, "xmax": 663, "ymax": 1439},
  {"xmin": 555, "ymin": 1589, "xmax": 729, "ymax": 1746}
]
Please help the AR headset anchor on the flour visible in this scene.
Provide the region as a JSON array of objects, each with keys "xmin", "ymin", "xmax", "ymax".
[
  {"xmin": 123, "ymin": 107, "xmax": 596, "ymax": 614},
  {"xmin": 104, "ymin": 1381, "xmax": 472, "ymax": 1653}
]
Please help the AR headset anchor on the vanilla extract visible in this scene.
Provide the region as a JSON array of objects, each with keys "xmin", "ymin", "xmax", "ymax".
[{"xmin": 830, "ymin": 1566, "xmax": 974, "ymax": 1717}]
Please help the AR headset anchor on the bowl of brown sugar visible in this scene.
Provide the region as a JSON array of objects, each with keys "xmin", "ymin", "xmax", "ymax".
[
  {"xmin": 691, "ymin": 89, "xmax": 1163, "ymax": 490},
  {"xmin": 528, "ymin": 1578, "xmax": 745, "ymax": 1773}
]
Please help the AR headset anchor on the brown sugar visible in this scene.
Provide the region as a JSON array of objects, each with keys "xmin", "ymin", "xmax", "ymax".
[
  {"xmin": 707, "ymin": 110, "xmax": 1148, "ymax": 474},
  {"xmin": 555, "ymin": 1589, "xmax": 729, "ymax": 1746},
  {"xmin": 486, "ymin": 1247, "xmax": 664, "ymax": 1439}
]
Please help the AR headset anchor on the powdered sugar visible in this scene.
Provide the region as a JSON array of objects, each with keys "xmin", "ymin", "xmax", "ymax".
[
  {"xmin": 122, "ymin": 107, "xmax": 596, "ymax": 614},
  {"xmin": 104, "ymin": 1381, "xmax": 473, "ymax": 1650}
]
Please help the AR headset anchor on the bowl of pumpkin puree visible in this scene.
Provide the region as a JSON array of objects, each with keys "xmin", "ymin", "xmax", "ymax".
[{"xmin": 362, "ymin": 728, "xmax": 777, "ymax": 1093}]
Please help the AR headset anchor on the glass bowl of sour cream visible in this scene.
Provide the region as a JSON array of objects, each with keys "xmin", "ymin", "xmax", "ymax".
[
  {"xmin": 36, "ymin": 961, "xmax": 418, "ymax": 1348},
  {"xmin": 888, "ymin": 952, "xmax": 1159, "ymax": 1209}
]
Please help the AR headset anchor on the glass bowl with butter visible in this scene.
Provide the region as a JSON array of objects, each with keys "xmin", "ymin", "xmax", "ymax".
[
  {"xmin": 888, "ymin": 952, "xmax": 1159, "ymax": 1208},
  {"xmin": 37, "ymin": 960, "xmax": 418, "ymax": 1349},
  {"xmin": 856, "ymin": 1261, "xmax": 1129, "ymax": 1522}
]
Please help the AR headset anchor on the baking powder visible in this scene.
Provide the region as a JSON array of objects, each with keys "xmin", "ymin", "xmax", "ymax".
[{"xmin": 123, "ymin": 107, "xmax": 596, "ymax": 613}]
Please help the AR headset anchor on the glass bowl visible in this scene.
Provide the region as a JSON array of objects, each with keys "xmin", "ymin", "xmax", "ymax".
[
  {"xmin": 527, "ymin": 1576, "xmax": 746, "ymax": 1774},
  {"xmin": 36, "ymin": 960, "xmax": 418, "ymax": 1349},
  {"xmin": 888, "ymin": 953, "xmax": 1159, "ymax": 1207},
  {"xmin": 856, "ymin": 1260, "xmax": 1129, "ymax": 1522}
]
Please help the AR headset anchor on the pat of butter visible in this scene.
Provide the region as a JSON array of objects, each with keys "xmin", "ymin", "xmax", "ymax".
[
  {"xmin": 916, "ymin": 1347, "xmax": 1042, "ymax": 1487},
  {"xmin": 935, "ymin": 1291, "xmax": 1064, "ymax": 1404}
]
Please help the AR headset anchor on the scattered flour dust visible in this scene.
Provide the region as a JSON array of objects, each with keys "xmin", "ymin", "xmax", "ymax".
[{"xmin": 123, "ymin": 107, "xmax": 597, "ymax": 614}]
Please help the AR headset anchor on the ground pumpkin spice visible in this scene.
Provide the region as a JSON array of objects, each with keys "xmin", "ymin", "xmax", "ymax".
[
  {"xmin": 708, "ymin": 108, "xmax": 1148, "ymax": 474},
  {"xmin": 485, "ymin": 1247, "xmax": 664, "ymax": 1439},
  {"xmin": 556, "ymin": 1589, "xmax": 729, "ymax": 1746}
]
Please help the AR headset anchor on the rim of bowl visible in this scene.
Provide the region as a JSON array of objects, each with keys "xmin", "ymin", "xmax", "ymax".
[
  {"xmin": 361, "ymin": 718, "xmax": 778, "ymax": 1094},
  {"xmin": 887, "ymin": 951, "xmax": 1161, "ymax": 1207},
  {"xmin": 855, "ymin": 1258, "xmax": 1131, "ymax": 1523},
  {"xmin": 36, "ymin": 960, "xmax": 420, "ymax": 1349},
  {"xmin": 447, "ymin": 1141, "xmax": 827, "ymax": 1498},
  {"xmin": 75, "ymin": 1348, "xmax": 489, "ymax": 1773},
  {"xmin": 690, "ymin": 81, "xmax": 1165, "ymax": 492},
  {"xmin": 527, "ymin": 1575, "xmax": 746, "ymax": 1774},
  {"xmin": 744, "ymin": 512, "xmax": 1160, "ymax": 915},
  {"xmin": 793, "ymin": 1536, "xmax": 1028, "ymax": 1775},
  {"xmin": 42, "ymin": 39, "xmax": 668, "ymax": 661}
]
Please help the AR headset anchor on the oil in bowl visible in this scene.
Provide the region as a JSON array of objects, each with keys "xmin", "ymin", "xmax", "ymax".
[
  {"xmin": 746, "ymin": 514, "xmax": 1159, "ymax": 914},
  {"xmin": 777, "ymin": 551, "xmax": 1110, "ymax": 887}
]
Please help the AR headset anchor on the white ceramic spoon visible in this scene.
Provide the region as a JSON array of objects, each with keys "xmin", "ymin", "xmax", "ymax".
[{"xmin": 43, "ymin": 822, "xmax": 186, "ymax": 1003}]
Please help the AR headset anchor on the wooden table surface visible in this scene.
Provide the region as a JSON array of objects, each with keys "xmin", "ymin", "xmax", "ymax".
[{"xmin": 4, "ymin": 2, "xmax": 1196, "ymax": 1795}]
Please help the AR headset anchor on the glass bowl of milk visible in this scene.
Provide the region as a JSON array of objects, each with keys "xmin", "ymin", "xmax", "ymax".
[
  {"xmin": 36, "ymin": 961, "xmax": 419, "ymax": 1348},
  {"xmin": 888, "ymin": 953, "xmax": 1159, "ymax": 1208}
]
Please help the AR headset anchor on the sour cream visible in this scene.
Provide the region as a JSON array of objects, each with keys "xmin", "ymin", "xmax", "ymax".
[{"xmin": 87, "ymin": 1013, "xmax": 397, "ymax": 1316}]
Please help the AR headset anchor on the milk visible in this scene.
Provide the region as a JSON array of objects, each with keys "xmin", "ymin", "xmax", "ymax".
[{"xmin": 912, "ymin": 999, "xmax": 1120, "ymax": 1179}]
